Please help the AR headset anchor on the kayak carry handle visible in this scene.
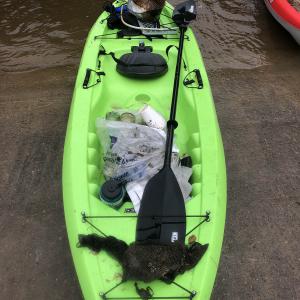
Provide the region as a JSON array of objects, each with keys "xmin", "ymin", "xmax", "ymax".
[
  {"xmin": 83, "ymin": 68, "xmax": 92, "ymax": 89},
  {"xmin": 195, "ymin": 69, "xmax": 203, "ymax": 89},
  {"xmin": 183, "ymin": 69, "xmax": 203, "ymax": 89},
  {"xmin": 83, "ymin": 68, "xmax": 105, "ymax": 89}
]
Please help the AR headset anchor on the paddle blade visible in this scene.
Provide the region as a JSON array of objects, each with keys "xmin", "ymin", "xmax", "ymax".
[{"xmin": 136, "ymin": 167, "xmax": 186, "ymax": 244}]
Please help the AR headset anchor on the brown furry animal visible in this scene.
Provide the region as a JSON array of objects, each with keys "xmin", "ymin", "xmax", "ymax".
[{"xmin": 78, "ymin": 234, "xmax": 208, "ymax": 283}]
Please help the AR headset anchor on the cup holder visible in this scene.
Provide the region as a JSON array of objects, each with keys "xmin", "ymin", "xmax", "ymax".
[{"xmin": 135, "ymin": 94, "xmax": 151, "ymax": 103}]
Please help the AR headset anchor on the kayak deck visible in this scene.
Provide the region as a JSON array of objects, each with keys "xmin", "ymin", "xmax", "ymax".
[{"xmin": 63, "ymin": 2, "xmax": 226, "ymax": 300}]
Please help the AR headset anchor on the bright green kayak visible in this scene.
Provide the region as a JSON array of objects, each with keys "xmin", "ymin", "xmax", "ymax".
[{"xmin": 63, "ymin": 2, "xmax": 226, "ymax": 299}]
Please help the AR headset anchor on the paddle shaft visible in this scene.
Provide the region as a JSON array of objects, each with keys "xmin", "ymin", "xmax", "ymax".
[
  {"xmin": 164, "ymin": 26, "xmax": 186, "ymax": 168},
  {"xmin": 136, "ymin": 26, "xmax": 187, "ymax": 244}
]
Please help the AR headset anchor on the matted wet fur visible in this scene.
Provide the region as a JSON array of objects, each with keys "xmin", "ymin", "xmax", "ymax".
[{"xmin": 78, "ymin": 234, "xmax": 208, "ymax": 283}]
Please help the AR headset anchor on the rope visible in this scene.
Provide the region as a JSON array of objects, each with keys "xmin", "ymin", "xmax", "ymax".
[
  {"xmin": 94, "ymin": 32, "xmax": 119, "ymax": 39},
  {"xmin": 100, "ymin": 280, "xmax": 196, "ymax": 300},
  {"xmin": 82, "ymin": 211, "xmax": 210, "ymax": 238},
  {"xmin": 185, "ymin": 214, "xmax": 210, "ymax": 237},
  {"xmin": 83, "ymin": 214, "xmax": 211, "ymax": 219},
  {"xmin": 120, "ymin": 5, "xmax": 178, "ymax": 32},
  {"xmin": 82, "ymin": 215, "xmax": 107, "ymax": 237}
]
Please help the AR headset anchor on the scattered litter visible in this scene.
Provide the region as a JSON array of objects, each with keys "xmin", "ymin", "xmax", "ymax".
[
  {"xmin": 106, "ymin": 111, "xmax": 120, "ymax": 121},
  {"xmin": 140, "ymin": 104, "xmax": 166, "ymax": 129},
  {"xmin": 105, "ymin": 107, "xmax": 144, "ymax": 124},
  {"xmin": 126, "ymin": 155, "xmax": 192, "ymax": 213},
  {"xmin": 180, "ymin": 154, "xmax": 193, "ymax": 168},
  {"xmin": 96, "ymin": 118, "xmax": 168, "ymax": 183},
  {"xmin": 96, "ymin": 105, "xmax": 193, "ymax": 210},
  {"xmin": 99, "ymin": 179, "xmax": 125, "ymax": 209},
  {"xmin": 120, "ymin": 112, "xmax": 136, "ymax": 123}
]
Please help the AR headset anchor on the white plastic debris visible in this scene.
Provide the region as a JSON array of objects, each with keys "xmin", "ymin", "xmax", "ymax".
[
  {"xmin": 140, "ymin": 104, "xmax": 166, "ymax": 130},
  {"xmin": 96, "ymin": 117, "xmax": 171, "ymax": 183},
  {"xmin": 126, "ymin": 157, "xmax": 193, "ymax": 213},
  {"xmin": 96, "ymin": 104, "xmax": 193, "ymax": 212}
]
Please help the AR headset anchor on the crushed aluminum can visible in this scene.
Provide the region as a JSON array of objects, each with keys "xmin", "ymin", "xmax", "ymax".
[
  {"xmin": 120, "ymin": 112, "xmax": 136, "ymax": 123},
  {"xmin": 106, "ymin": 111, "xmax": 120, "ymax": 121}
]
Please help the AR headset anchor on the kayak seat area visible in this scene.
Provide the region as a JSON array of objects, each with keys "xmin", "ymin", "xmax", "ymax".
[
  {"xmin": 100, "ymin": 42, "xmax": 168, "ymax": 79},
  {"xmin": 87, "ymin": 87, "xmax": 203, "ymax": 202},
  {"xmin": 86, "ymin": 38, "xmax": 204, "ymax": 211},
  {"xmin": 118, "ymin": 42, "xmax": 168, "ymax": 78}
]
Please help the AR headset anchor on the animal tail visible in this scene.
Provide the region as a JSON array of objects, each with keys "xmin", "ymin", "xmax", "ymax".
[{"xmin": 78, "ymin": 234, "xmax": 128, "ymax": 262}]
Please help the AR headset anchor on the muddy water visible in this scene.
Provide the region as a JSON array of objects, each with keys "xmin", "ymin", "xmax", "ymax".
[
  {"xmin": 194, "ymin": 0, "xmax": 267, "ymax": 69},
  {"xmin": 1, "ymin": 0, "xmax": 299, "ymax": 299},
  {"xmin": 0, "ymin": 0, "xmax": 100, "ymax": 72},
  {"xmin": 2, "ymin": 0, "xmax": 297, "ymax": 73}
]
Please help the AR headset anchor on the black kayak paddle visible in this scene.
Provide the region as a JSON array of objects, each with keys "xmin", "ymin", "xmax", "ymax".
[{"xmin": 136, "ymin": 0, "xmax": 197, "ymax": 245}]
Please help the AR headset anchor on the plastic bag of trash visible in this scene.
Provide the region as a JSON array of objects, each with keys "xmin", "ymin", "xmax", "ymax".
[
  {"xmin": 105, "ymin": 105, "xmax": 167, "ymax": 130},
  {"xmin": 96, "ymin": 118, "xmax": 172, "ymax": 183},
  {"xmin": 126, "ymin": 156, "xmax": 193, "ymax": 213},
  {"xmin": 105, "ymin": 108, "xmax": 144, "ymax": 125}
]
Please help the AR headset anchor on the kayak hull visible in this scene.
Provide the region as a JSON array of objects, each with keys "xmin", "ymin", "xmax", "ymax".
[
  {"xmin": 63, "ymin": 2, "xmax": 226, "ymax": 300},
  {"xmin": 264, "ymin": 0, "xmax": 300, "ymax": 44}
]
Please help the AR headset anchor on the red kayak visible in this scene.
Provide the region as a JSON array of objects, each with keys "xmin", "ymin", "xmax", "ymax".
[{"xmin": 264, "ymin": 0, "xmax": 300, "ymax": 44}]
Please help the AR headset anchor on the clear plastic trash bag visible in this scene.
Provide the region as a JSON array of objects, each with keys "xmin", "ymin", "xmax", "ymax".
[{"xmin": 96, "ymin": 118, "xmax": 169, "ymax": 183}]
